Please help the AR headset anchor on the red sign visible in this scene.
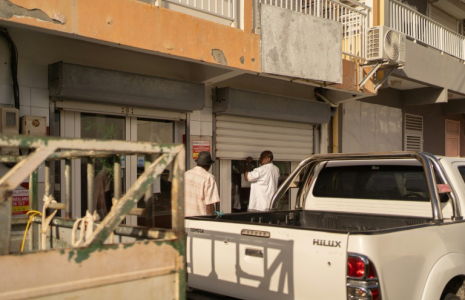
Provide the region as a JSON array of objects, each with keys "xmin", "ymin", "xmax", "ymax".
[
  {"xmin": 12, "ymin": 189, "xmax": 29, "ymax": 215},
  {"xmin": 192, "ymin": 141, "xmax": 210, "ymax": 160}
]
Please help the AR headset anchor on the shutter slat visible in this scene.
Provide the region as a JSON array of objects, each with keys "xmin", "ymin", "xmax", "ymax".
[
  {"xmin": 430, "ymin": 5, "xmax": 458, "ymax": 32},
  {"xmin": 216, "ymin": 115, "xmax": 314, "ymax": 160},
  {"xmin": 216, "ymin": 128, "xmax": 313, "ymax": 143},
  {"xmin": 404, "ymin": 114, "xmax": 423, "ymax": 151}
]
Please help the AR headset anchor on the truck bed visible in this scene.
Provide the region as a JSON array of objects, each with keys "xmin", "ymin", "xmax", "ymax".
[{"xmin": 187, "ymin": 210, "xmax": 433, "ymax": 233}]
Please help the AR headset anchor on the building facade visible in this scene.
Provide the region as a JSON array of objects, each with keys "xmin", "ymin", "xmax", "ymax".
[
  {"xmin": 339, "ymin": 0, "xmax": 465, "ymax": 158},
  {"xmin": 2, "ymin": 0, "xmax": 463, "ymax": 219}
]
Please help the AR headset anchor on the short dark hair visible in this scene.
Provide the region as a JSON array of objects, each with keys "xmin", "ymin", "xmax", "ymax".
[{"xmin": 260, "ymin": 150, "xmax": 273, "ymax": 161}]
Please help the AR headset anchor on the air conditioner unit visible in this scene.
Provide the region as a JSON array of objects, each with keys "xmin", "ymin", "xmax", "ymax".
[
  {"xmin": 367, "ymin": 26, "xmax": 406, "ymax": 66},
  {"xmin": 0, "ymin": 107, "xmax": 19, "ymax": 156}
]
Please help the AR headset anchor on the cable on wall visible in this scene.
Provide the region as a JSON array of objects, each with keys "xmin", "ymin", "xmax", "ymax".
[{"xmin": 0, "ymin": 28, "xmax": 20, "ymax": 109}]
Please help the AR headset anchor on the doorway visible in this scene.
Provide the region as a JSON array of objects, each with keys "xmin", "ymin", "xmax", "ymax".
[
  {"xmin": 446, "ymin": 119, "xmax": 460, "ymax": 157},
  {"xmin": 58, "ymin": 103, "xmax": 185, "ymax": 224}
]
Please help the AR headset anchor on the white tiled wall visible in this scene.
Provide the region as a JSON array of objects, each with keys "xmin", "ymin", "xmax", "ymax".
[
  {"xmin": 0, "ymin": 48, "xmax": 50, "ymax": 127},
  {"xmin": 189, "ymin": 86, "xmax": 214, "ymax": 137}
]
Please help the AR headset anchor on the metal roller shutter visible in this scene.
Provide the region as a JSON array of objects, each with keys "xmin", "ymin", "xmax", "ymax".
[
  {"xmin": 429, "ymin": 6, "xmax": 458, "ymax": 32},
  {"xmin": 216, "ymin": 115, "xmax": 314, "ymax": 161}
]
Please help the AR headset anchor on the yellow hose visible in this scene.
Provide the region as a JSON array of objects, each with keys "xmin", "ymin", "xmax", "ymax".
[{"xmin": 21, "ymin": 210, "xmax": 42, "ymax": 253}]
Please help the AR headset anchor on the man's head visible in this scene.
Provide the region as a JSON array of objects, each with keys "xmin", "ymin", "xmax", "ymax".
[
  {"xmin": 259, "ymin": 150, "xmax": 273, "ymax": 165},
  {"xmin": 195, "ymin": 151, "xmax": 215, "ymax": 171}
]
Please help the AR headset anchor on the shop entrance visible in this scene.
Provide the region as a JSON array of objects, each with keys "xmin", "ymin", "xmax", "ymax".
[
  {"xmin": 230, "ymin": 159, "xmax": 291, "ymax": 212},
  {"xmin": 215, "ymin": 114, "xmax": 315, "ymax": 213},
  {"xmin": 57, "ymin": 101, "xmax": 185, "ymax": 225}
]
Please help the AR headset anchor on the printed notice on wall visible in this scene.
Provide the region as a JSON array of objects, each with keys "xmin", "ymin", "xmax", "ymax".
[
  {"xmin": 12, "ymin": 189, "xmax": 29, "ymax": 215},
  {"xmin": 192, "ymin": 141, "xmax": 210, "ymax": 160}
]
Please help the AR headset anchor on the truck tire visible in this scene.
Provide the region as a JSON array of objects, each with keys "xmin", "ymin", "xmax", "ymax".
[{"xmin": 444, "ymin": 293, "xmax": 461, "ymax": 300}]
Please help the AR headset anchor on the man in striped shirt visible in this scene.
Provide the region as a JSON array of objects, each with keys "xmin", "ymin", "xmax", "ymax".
[{"xmin": 184, "ymin": 151, "xmax": 220, "ymax": 217}]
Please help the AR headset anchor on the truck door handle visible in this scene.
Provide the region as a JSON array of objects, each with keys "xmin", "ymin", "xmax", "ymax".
[{"xmin": 245, "ymin": 248, "xmax": 263, "ymax": 258}]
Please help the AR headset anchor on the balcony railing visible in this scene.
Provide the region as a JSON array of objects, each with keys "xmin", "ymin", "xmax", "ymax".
[
  {"xmin": 259, "ymin": 0, "xmax": 371, "ymax": 61},
  {"xmin": 159, "ymin": 0, "xmax": 236, "ymax": 25},
  {"xmin": 389, "ymin": 0, "xmax": 465, "ymax": 60}
]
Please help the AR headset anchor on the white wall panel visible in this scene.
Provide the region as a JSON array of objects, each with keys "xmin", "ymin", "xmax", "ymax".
[
  {"xmin": 216, "ymin": 115, "xmax": 314, "ymax": 161},
  {"xmin": 360, "ymin": 102, "xmax": 376, "ymax": 152},
  {"xmin": 389, "ymin": 107, "xmax": 403, "ymax": 150},
  {"xmin": 376, "ymin": 105, "xmax": 390, "ymax": 151},
  {"xmin": 343, "ymin": 102, "xmax": 402, "ymax": 153},
  {"xmin": 342, "ymin": 101, "xmax": 362, "ymax": 153}
]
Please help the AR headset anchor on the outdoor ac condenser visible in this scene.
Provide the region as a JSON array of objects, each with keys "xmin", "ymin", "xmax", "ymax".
[
  {"xmin": 0, "ymin": 107, "xmax": 19, "ymax": 155},
  {"xmin": 367, "ymin": 26, "xmax": 406, "ymax": 66}
]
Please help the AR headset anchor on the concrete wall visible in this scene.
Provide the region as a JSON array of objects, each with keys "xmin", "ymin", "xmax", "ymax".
[
  {"xmin": 394, "ymin": 40, "xmax": 465, "ymax": 95},
  {"xmin": 341, "ymin": 101, "xmax": 402, "ymax": 153},
  {"xmin": 0, "ymin": 0, "xmax": 261, "ymax": 72},
  {"xmin": 0, "ymin": 27, "xmax": 211, "ymax": 123},
  {"xmin": 360, "ymin": 88, "xmax": 403, "ymax": 108},
  {"xmin": 260, "ymin": 4, "xmax": 343, "ymax": 83},
  {"xmin": 358, "ymin": 89, "xmax": 465, "ymax": 156}
]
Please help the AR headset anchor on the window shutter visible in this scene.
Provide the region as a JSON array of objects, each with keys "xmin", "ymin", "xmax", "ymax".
[
  {"xmin": 216, "ymin": 115, "xmax": 314, "ymax": 161},
  {"xmin": 429, "ymin": 5, "xmax": 459, "ymax": 33},
  {"xmin": 404, "ymin": 113, "xmax": 423, "ymax": 151}
]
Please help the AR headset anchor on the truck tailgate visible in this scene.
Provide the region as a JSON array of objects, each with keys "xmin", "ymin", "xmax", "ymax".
[{"xmin": 186, "ymin": 220, "xmax": 348, "ymax": 300}]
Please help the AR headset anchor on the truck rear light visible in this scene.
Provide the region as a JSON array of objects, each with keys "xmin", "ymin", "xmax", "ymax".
[
  {"xmin": 348, "ymin": 256, "xmax": 366, "ymax": 278},
  {"xmin": 347, "ymin": 254, "xmax": 381, "ymax": 300},
  {"xmin": 371, "ymin": 288, "xmax": 380, "ymax": 300},
  {"xmin": 368, "ymin": 263, "xmax": 377, "ymax": 279}
]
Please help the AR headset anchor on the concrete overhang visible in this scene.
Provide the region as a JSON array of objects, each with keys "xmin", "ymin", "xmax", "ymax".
[
  {"xmin": 393, "ymin": 39, "xmax": 465, "ymax": 97},
  {"xmin": 0, "ymin": 0, "xmax": 261, "ymax": 72},
  {"xmin": 444, "ymin": 99, "xmax": 465, "ymax": 114}
]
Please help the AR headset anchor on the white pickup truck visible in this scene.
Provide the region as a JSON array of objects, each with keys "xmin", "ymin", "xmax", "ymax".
[{"xmin": 185, "ymin": 152, "xmax": 465, "ymax": 300}]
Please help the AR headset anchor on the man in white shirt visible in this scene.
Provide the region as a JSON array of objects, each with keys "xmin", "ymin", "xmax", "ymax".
[
  {"xmin": 184, "ymin": 151, "xmax": 220, "ymax": 217},
  {"xmin": 244, "ymin": 150, "xmax": 280, "ymax": 211}
]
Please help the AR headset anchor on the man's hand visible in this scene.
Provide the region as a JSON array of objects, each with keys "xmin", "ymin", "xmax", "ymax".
[{"xmin": 245, "ymin": 156, "xmax": 253, "ymax": 181}]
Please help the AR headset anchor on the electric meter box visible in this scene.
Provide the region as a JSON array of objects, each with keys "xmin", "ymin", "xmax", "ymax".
[
  {"xmin": 21, "ymin": 116, "xmax": 47, "ymax": 136},
  {"xmin": 0, "ymin": 108, "xmax": 19, "ymax": 155}
]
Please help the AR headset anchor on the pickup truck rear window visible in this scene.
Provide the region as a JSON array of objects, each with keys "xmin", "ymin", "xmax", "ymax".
[
  {"xmin": 313, "ymin": 165, "xmax": 430, "ymax": 201},
  {"xmin": 458, "ymin": 167, "xmax": 465, "ymax": 183}
]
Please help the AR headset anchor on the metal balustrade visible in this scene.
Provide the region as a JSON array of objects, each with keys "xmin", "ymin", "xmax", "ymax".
[
  {"xmin": 259, "ymin": 0, "xmax": 371, "ymax": 61},
  {"xmin": 389, "ymin": 0, "xmax": 465, "ymax": 60},
  {"xmin": 160, "ymin": 0, "xmax": 236, "ymax": 23}
]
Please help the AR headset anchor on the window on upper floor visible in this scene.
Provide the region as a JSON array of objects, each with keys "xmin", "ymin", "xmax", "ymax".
[{"xmin": 428, "ymin": 4, "xmax": 460, "ymax": 33}]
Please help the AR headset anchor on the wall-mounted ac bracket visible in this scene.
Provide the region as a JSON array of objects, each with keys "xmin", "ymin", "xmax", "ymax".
[
  {"xmin": 359, "ymin": 61, "xmax": 383, "ymax": 90},
  {"xmin": 359, "ymin": 62, "xmax": 401, "ymax": 91},
  {"xmin": 374, "ymin": 67, "xmax": 397, "ymax": 91}
]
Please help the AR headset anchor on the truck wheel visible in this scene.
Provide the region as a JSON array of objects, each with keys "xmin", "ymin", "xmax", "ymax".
[{"xmin": 443, "ymin": 293, "xmax": 461, "ymax": 300}]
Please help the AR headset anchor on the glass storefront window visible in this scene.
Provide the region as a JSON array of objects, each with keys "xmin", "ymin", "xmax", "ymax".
[
  {"xmin": 231, "ymin": 160, "xmax": 291, "ymax": 212},
  {"xmin": 136, "ymin": 119, "xmax": 174, "ymax": 228},
  {"xmin": 80, "ymin": 113, "xmax": 125, "ymax": 218}
]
